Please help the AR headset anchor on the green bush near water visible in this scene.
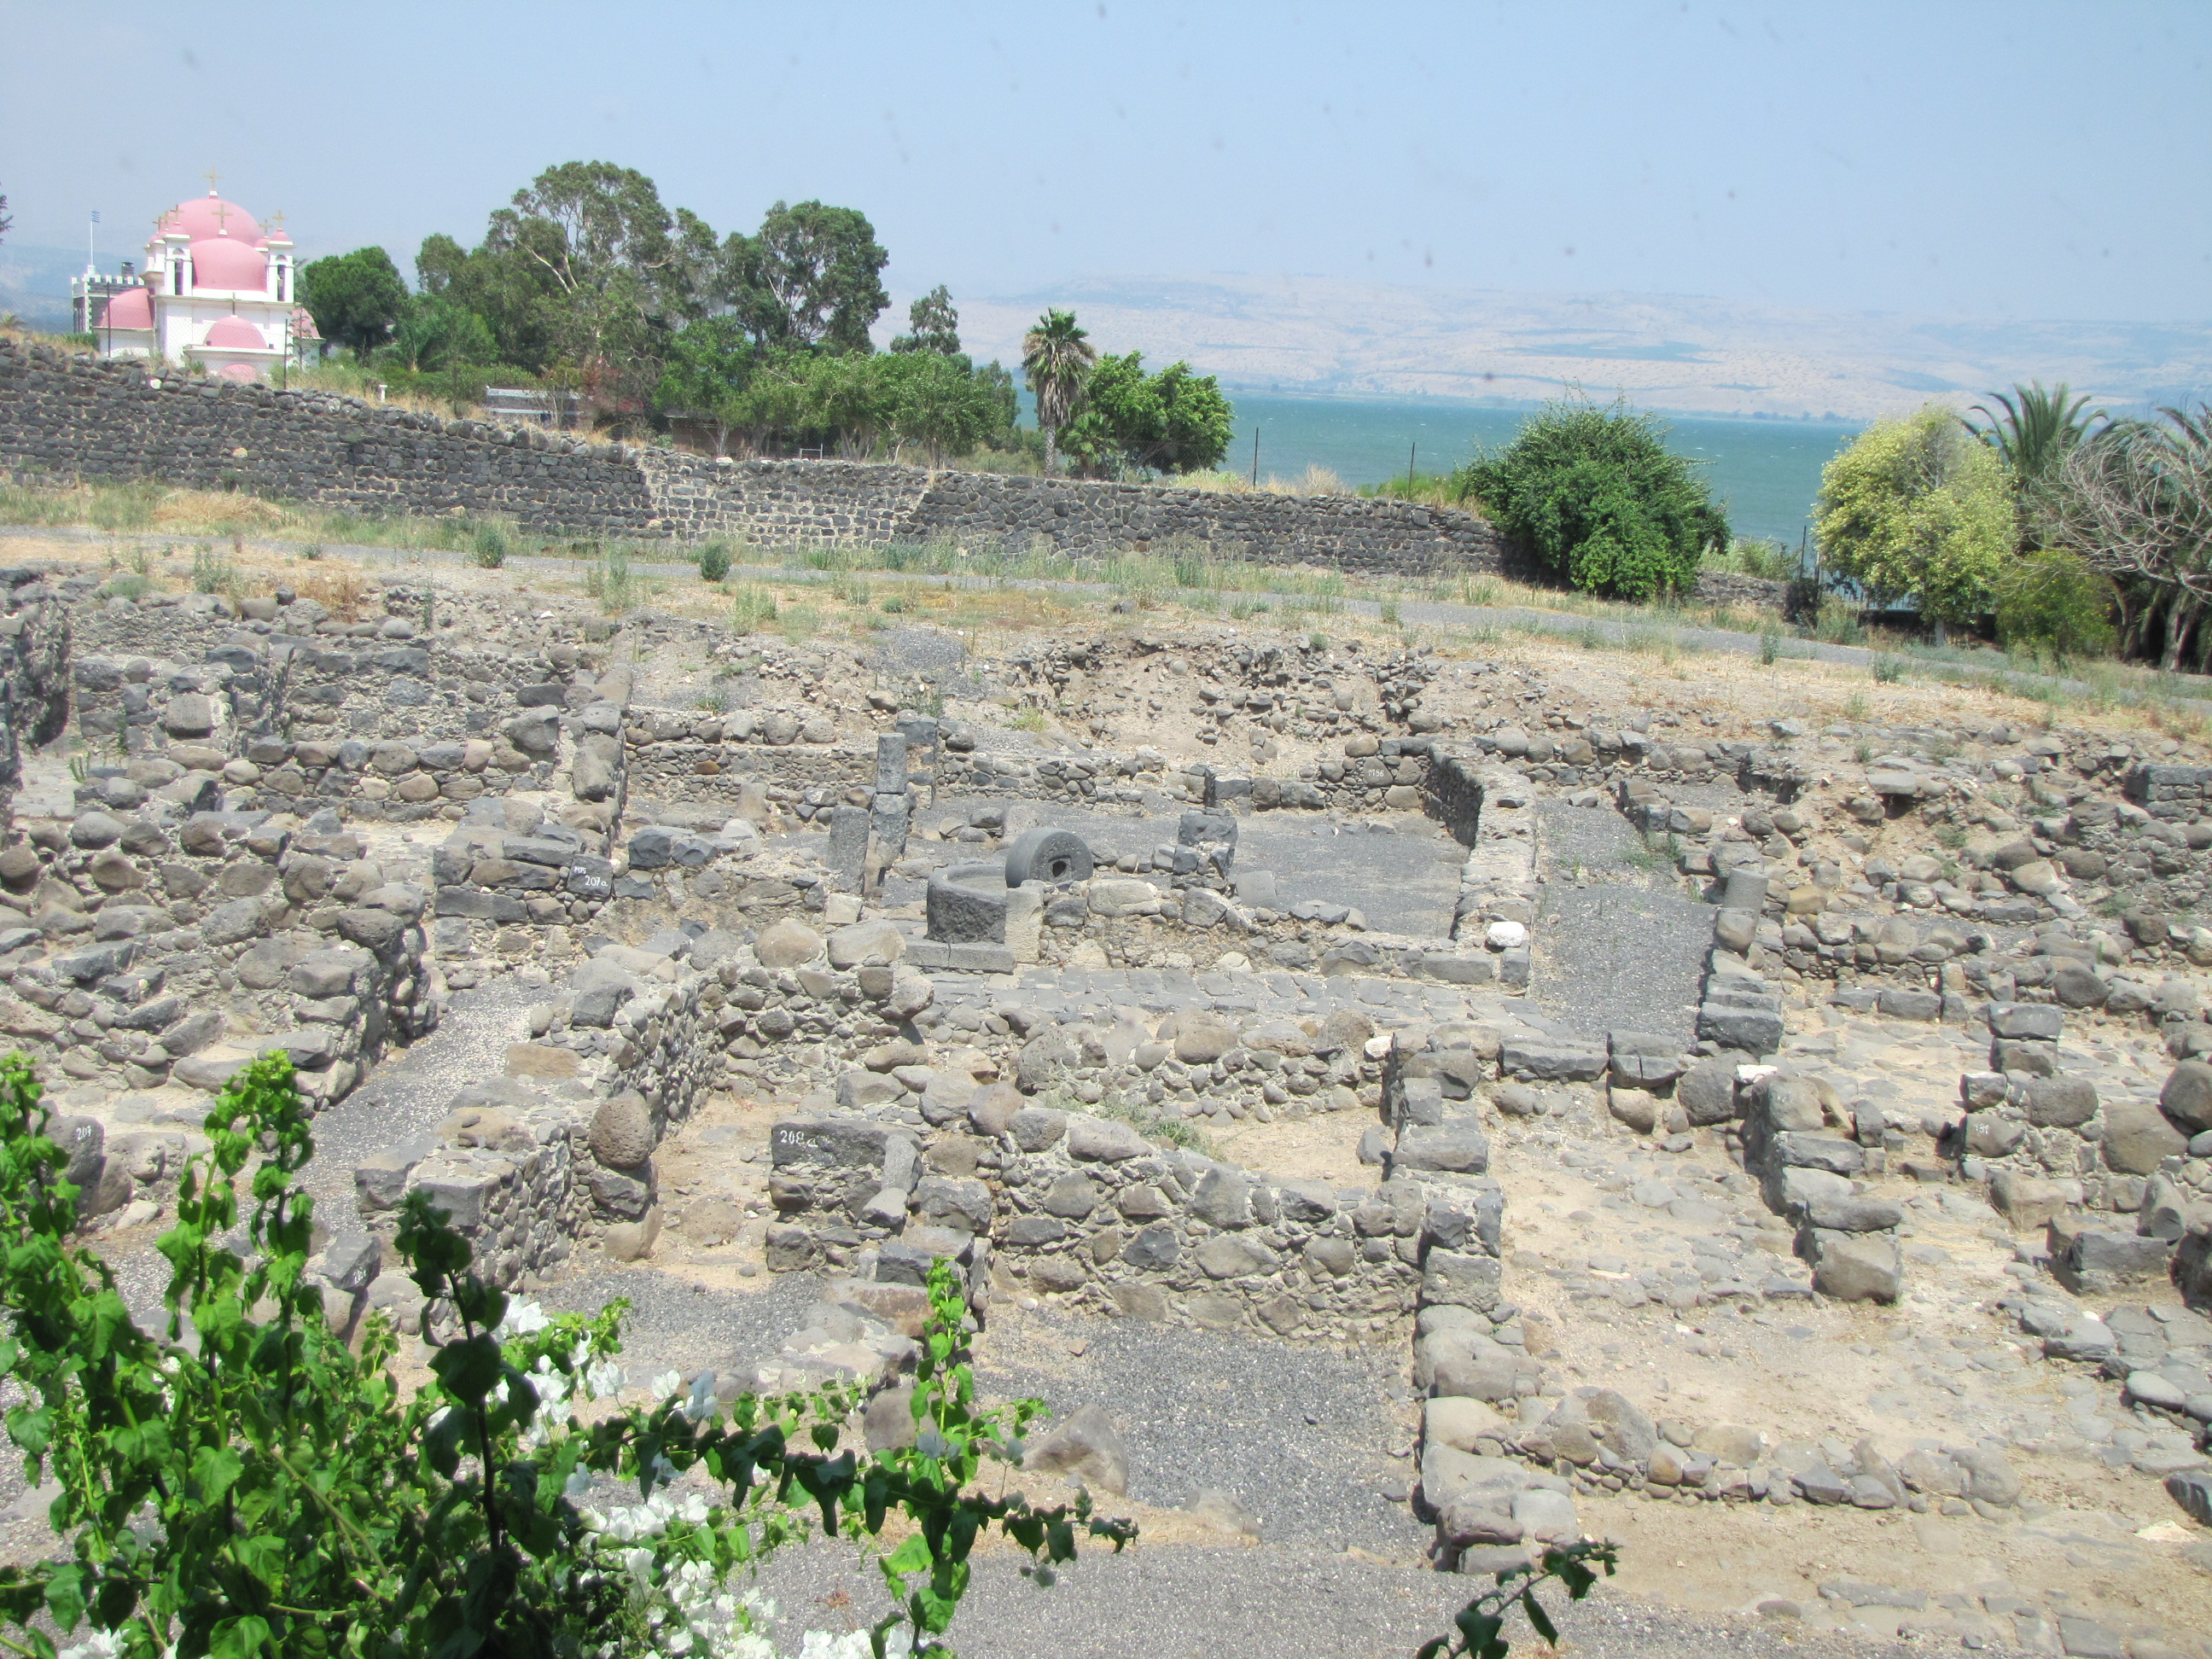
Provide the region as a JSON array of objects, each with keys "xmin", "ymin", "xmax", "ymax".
[{"xmin": 1456, "ymin": 398, "xmax": 1728, "ymax": 602}]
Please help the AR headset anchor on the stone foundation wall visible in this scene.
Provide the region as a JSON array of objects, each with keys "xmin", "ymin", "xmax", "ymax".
[
  {"xmin": 0, "ymin": 808, "xmax": 434, "ymax": 1106},
  {"xmin": 3, "ymin": 340, "xmax": 1509, "ymax": 579},
  {"xmin": 0, "ymin": 565, "xmax": 75, "ymax": 824}
]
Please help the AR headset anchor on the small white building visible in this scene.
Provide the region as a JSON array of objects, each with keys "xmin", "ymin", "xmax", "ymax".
[{"xmin": 73, "ymin": 187, "xmax": 319, "ymax": 381}]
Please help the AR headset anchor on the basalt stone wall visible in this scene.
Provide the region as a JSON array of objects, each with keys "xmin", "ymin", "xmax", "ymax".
[
  {"xmin": 3, "ymin": 341, "xmax": 1509, "ymax": 577},
  {"xmin": 0, "ymin": 565, "xmax": 76, "ymax": 823},
  {"xmin": 1, "ymin": 341, "xmax": 662, "ymax": 533}
]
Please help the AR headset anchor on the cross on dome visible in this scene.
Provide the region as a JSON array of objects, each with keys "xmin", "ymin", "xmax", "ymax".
[{"xmin": 203, "ymin": 167, "xmax": 222, "ymax": 192}]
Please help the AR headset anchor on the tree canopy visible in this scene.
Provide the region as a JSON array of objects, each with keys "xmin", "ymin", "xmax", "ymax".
[
  {"xmin": 298, "ymin": 247, "xmax": 409, "ymax": 361},
  {"xmin": 1062, "ymin": 351, "xmax": 1235, "ymax": 478},
  {"xmin": 891, "ymin": 285, "xmax": 961, "ymax": 355},
  {"xmin": 1814, "ymin": 404, "xmax": 2015, "ymax": 627},
  {"xmin": 731, "ymin": 199, "xmax": 890, "ymax": 352},
  {"xmin": 1458, "ymin": 399, "xmax": 1727, "ymax": 600}
]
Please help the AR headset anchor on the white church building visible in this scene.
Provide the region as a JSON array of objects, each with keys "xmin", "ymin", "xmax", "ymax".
[{"xmin": 72, "ymin": 183, "xmax": 320, "ymax": 381}]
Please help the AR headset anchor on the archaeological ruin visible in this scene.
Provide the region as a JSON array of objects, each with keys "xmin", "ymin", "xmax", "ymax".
[{"xmin": 2, "ymin": 339, "xmax": 2209, "ymax": 1654}]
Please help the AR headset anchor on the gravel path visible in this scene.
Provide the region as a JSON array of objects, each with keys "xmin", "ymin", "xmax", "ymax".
[
  {"xmin": 1532, "ymin": 800, "xmax": 1712, "ymax": 1045},
  {"xmin": 534, "ymin": 1266, "xmax": 820, "ymax": 1387},
  {"xmin": 299, "ymin": 974, "xmax": 543, "ymax": 1216},
  {"xmin": 742, "ymin": 1536, "xmax": 1976, "ymax": 1659},
  {"xmin": 972, "ymin": 1304, "xmax": 1426, "ymax": 1554}
]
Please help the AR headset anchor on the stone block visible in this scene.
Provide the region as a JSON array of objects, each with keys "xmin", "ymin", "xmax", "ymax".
[{"xmin": 1421, "ymin": 1249, "xmax": 1503, "ymax": 1313}]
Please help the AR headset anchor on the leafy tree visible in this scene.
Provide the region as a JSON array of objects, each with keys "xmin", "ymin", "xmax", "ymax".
[
  {"xmin": 413, "ymin": 162, "xmax": 720, "ymax": 410},
  {"xmin": 881, "ymin": 350, "xmax": 1006, "ymax": 466},
  {"xmin": 656, "ymin": 314, "xmax": 763, "ymax": 455},
  {"xmin": 0, "ymin": 187, "xmax": 11, "ymax": 247},
  {"xmin": 381, "ymin": 291, "xmax": 496, "ymax": 374},
  {"xmin": 801, "ymin": 349, "xmax": 897, "ymax": 457},
  {"xmin": 1069, "ymin": 352, "xmax": 1233, "ymax": 477},
  {"xmin": 890, "ymin": 285, "xmax": 961, "ymax": 355},
  {"xmin": 1022, "ymin": 309, "xmax": 1096, "ymax": 473},
  {"xmin": 1458, "ymin": 397, "xmax": 1728, "ymax": 601},
  {"xmin": 1993, "ymin": 550, "xmax": 2117, "ymax": 660},
  {"xmin": 2040, "ymin": 404, "xmax": 2212, "ymax": 668},
  {"xmin": 298, "ymin": 246, "xmax": 408, "ymax": 361},
  {"xmin": 0, "ymin": 1051, "xmax": 1128, "ymax": 1657},
  {"xmin": 731, "ymin": 200, "xmax": 890, "ymax": 354},
  {"xmin": 1814, "ymin": 404, "xmax": 2015, "ymax": 635}
]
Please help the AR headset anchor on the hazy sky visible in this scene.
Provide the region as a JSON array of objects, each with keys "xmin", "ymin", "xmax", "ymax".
[{"xmin": 3, "ymin": 0, "xmax": 2207, "ymax": 323}]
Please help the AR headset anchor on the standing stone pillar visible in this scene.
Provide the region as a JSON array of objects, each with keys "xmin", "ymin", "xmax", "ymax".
[
  {"xmin": 896, "ymin": 714, "xmax": 940, "ymax": 809},
  {"xmin": 864, "ymin": 733, "xmax": 911, "ymax": 894},
  {"xmin": 874, "ymin": 733, "xmax": 910, "ymax": 795},
  {"xmin": 827, "ymin": 804, "xmax": 870, "ymax": 893}
]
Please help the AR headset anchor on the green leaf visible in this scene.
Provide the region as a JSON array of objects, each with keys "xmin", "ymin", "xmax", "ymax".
[
  {"xmin": 883, "ymin": 1533, "xmax": 932, "ymax": 1577},
  {"xmin": 210, "ymin": 1613, "xmax": 272, "ymax": 1658},
  {"xmin": 1525, "ymin": 1592, "xmax": 1559, "ymax": 1647},
  {"xmin": 42, "ymin": 1563, "xmax": 84, "ymax": 1633},
  {"xmin": 191, "ymin": 1443, "xmax": 245, "ymax": 1503},
  {"xmin": 429, "ymin": 1333, "xmax": 502, "ymax": 1405},
  {"xmin": 234, "ymin": 1532, "xmax": 289, "ymax": 1591},
  {"xmin": 1455, "ymin": 1610, "xmax": 1501, "ymax": 1652}
]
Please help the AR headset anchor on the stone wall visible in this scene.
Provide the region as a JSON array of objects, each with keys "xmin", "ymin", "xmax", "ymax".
[
  {"xmin": 0, "ymin": 806, "xmax": 434, "ymax": 1109},
  {"xmin": 0, "ymin": 565, "xmax": 75, "ymax": 827},
  {"xmin": 2, "ymin": 340, "xmax": 1508, "ymax": 578}
]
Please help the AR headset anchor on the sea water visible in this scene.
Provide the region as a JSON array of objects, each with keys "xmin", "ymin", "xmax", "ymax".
[{"xmin": 1223, "ymin": 394, "xmax": 1862, "ymax": 547}]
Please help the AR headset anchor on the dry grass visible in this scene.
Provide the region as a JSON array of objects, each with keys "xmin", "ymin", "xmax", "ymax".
[{"xmin": 1168, "ymin": 463, "xmax": 1350, "ymax": 498}]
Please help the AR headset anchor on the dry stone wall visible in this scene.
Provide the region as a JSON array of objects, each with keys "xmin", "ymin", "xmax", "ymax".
[{"xmin": 1, "ymin": 340, "xmax": 1507, "ymax": 578}]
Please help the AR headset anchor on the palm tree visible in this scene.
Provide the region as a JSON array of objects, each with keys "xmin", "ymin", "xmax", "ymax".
[
  {"xmin": 1967, "ymin": 381, "xmax": 2107, "ymax": 486},
  {"xmin": 1022, "ymin": 308, "xmax": 1095, "ymax": 473}
]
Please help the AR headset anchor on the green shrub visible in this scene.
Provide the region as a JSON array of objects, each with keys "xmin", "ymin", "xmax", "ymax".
[
  {"xmin": 469, "ymin": 521, "xmax": 509, "ymax": 568},
  {"xmin": 1759, "ymin": 628, "xmax": 1781, "ymax": 666},
  {"xmin": 1713, "ymin": 537, "xmax": 1798, "ymax": 580},
  {"xmin": 696, "ymin": 538, "xmax": 733, "ymax": 582},
  {"xmin": 585, "ymin": 545, "xmax": 637, "ymax": 614},
  {"xmin": 730, "ymin": 584, "xmax": 778, "ymax": 633},
  {"xmin": 189, "ymin": 543, "xmax": 235, "ymax": 594},
  {"xmin": 1993, "ymin": 550, "xmax": 2116, "ymax": 659},
  {"xmin": 1458, "ymin": 397, "xmax": 1727, "ymax": 600},
  {"xmin": 1872, "ymin": 656, "xmax": 1905, "ymax": 683},
  {"xmin": 0, "ymin": 1051, "xmax": 1126, "ymax": 1657}
]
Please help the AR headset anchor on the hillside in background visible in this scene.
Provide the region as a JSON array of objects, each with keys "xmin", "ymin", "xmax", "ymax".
[
  {"xmin": 14, "ymin": 238, "xmax": 2205, "ymax": 424},
  {"xmin": 0, "ymin": 245, "xmax": 84, "ymax": 332},
  {"xmin": 952, "ymin": 273, "xmax": 2212, "ymax": 422}
]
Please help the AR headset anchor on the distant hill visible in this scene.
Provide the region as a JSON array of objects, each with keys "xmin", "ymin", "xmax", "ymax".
[
  {"xmin": 0, "ymin": 244, "xmax": 85, "ymax": 332},
  {"xmin": 950, "ymin": 274, "xmax": 2212, "ymax": 422},
  {"xmin": 20, "ymin": 236, "xmax": 2197, "ymax": 425}
]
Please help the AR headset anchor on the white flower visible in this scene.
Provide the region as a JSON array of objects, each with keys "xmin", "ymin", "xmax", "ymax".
[
  {"xmin": 683, "ymin": 1370, "xmax": 719, "ymax": 1424},
  {"xmin": 585, "ymin": 1357, "xmax": 626, "ymax": 1399},
  {"xmin": 57, "ymin": 1633, "xmax": 124, "ymax": 1659},
  {"xmin": 564, "ymin": 1469, "xmax": 594, "ymax": 1500},
  {"xmin": 498, "ymin": 1299, "xmax": 551, "ymax": 1339},
  {"xmin": 652, "ymin": 1369, "xmax": 684, "ymax": 1402}
]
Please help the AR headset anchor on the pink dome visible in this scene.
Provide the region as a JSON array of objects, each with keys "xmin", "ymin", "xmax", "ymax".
[
  {"xmin": 288, "ymin": 306, "xmax": 320, "ymax": 340},
  {"xmin": 187, "ymin": 237, "xmax": 269, "ymax": 291},
  {"xmin": 204, "ymin": 317, "xmax": 265, "ymax": 349},
  {"xmin": 160, "ymin": 194, "xmax": 261, "ymax": 242},
  {"xmin": 218, "ymin": 362, "xmax": 259, "ymax": 382},
  {"xmin": 102, "ymin": 287, "xmax": 154, "ymax": 330}
]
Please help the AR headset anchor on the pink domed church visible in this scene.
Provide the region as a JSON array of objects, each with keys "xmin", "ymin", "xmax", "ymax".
[{"xmin": 74, "ymin": 179, "xmax": 320, "ymax": 381}]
